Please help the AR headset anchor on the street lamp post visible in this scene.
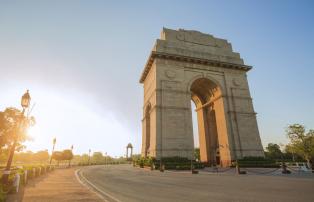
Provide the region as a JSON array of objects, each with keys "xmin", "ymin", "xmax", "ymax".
[
  {"xmin": 88, "ymin": 149, "xmax": 91, "ymax": 165},
  {"xmin": 105, "ymin": 152, "xmax": 107, "ymax": 165},
  {"xmin": 69, "ymin": 145, "xmax": 73, "ymax": 167},
  {"xmin": 2, "ymin": 90, "xmax": 31, "ymax": 184},
  {"xmin": 49, "ymin": 138, "xmax": 56, "ymax": 165}
]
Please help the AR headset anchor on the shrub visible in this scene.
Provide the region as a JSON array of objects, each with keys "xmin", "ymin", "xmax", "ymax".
[
  {"xmin": 234, "ymin": 156, "xmax": 279, "ymax": 168},
  {"xmin": 0, "ymin": 185, "xmax": 7, "ymax": 202},
  {"xmin": 132, "ymin": 156, "xmax": 207, "ymax": 170}
]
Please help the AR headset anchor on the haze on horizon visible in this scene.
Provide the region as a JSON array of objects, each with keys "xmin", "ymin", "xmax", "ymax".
[{"xmin": 0, "ymin": 1, "xmax": 313, "ymax": 157}]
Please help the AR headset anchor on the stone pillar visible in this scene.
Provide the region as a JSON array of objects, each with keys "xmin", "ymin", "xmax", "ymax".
[{"xmin": 196, "ymin": 107, "xmax": 210, "ymax": 162}]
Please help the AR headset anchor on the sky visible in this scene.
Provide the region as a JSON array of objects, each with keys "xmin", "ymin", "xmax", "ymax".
[{"xmin": 0, "ymin": 0, "xmax": 313, "ymax": 157}]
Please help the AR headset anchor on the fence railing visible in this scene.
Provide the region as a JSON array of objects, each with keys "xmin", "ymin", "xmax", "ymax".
[{"xmin": 0, "ymin": 165, "xmax": 55, "ymax": 200}]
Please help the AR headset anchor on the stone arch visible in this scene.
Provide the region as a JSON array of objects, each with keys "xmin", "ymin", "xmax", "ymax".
[
  {"xmin": 189, "ymin": 77, "xmax": 229, "ymax": 165},
  {"xmin": 126, "ymin": 143, "xmax": 133, "ymax": 160},
  {"xmin": 186, "ymin": 74, "xmax": 225, "ymax": 96}
]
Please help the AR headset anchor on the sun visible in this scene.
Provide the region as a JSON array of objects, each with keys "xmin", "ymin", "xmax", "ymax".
[{"xmin": 27, "ymin": 125, "xmax": 41, "ymax": 140}]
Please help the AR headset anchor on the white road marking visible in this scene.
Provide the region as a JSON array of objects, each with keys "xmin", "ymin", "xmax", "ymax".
[{"xmin": 75, "ymin": 168, "xmax": 122, "ymax": 202}]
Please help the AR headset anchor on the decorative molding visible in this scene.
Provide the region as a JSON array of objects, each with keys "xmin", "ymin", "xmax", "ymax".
[
  {"xmin": 232, "ymin": 78, "xmax": 241, "ymax": 86},
  {"xmin": 227, "ymin": 111, "xmax": 257, "ymax": 115},
  {"xmin": 139, "ymin": 51, "xmax": 252, "ymax": 83},
  {"xmin": 153, "ymin": 105, "xmax": 190, "ymax": 111},
  {"xmin": 165, "ymin": 70, "xmax": 176, "ymax": 79}
]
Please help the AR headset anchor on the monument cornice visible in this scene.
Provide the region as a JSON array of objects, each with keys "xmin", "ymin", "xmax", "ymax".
[{"xmin": 139, "ymin": 51, "xmax": 252, "ymax": 83}]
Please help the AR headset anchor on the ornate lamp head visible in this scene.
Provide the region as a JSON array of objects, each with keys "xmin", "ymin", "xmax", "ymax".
[{"xmin": 21, "ymin": 90, "xmax": 31, "ymax": 108}]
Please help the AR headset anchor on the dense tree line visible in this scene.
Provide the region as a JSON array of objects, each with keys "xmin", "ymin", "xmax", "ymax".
[
  {"xmin": 265, "ymin": 124, "xmax": 314, "ymax": 167},
  {"xmin": 72, "ymin": 152, "xmax": 126, "ymax": 165},
  {"xmin": 14, "ymin": 150, "xmax": 49, "ymax": 163}
]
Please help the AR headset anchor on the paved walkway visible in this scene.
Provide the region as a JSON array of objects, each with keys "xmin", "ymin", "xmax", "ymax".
[{"xmin": 7, "ymin": 167, "xmax": 103, "ymax": 202}]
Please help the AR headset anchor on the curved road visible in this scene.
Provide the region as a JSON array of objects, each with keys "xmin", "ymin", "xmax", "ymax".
[{"xmin": 78, "ymin": 164, "xmax": 314, "ymax": 202}]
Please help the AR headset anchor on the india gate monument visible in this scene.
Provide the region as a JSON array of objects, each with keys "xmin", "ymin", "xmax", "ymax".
[{"xmin": 140, "ymin": 28, "xmax": 264, "ymax": 166}]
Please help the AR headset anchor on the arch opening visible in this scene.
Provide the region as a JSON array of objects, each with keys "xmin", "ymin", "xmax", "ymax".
[{"xmin": 190, "ymin": 78, "xmax": 224, "ymax": 166}]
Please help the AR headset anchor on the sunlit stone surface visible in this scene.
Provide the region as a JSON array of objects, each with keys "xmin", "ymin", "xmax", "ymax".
[{"xmin": 140, "ymin": 28, "xmax": 264, "ymax": 166}]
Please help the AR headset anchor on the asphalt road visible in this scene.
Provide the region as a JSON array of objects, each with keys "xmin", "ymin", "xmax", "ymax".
[{"xmin": 78, "ymin": 165, "xmax": 314, "ymax": 202}]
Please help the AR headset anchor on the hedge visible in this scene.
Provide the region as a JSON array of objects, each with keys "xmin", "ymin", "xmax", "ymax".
[
  {"xmin": 233, "ymin": 157, "xmax": 279, "ymax": 168},
  {"xmin": 133, "ymin": 156, "xmax": 205, "ymax": 170}
]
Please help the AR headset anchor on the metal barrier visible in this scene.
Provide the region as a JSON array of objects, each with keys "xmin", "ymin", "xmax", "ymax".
[
  {"xmin": 216, "ymin": 167, "xmax": 234, "ymax": 173},
  {"xmin": 286, "ymin": 165, "xmax": 314, "ymax": 173},
  {"xmin": 242, "ymin": 168, "xmax": 281, "ymax": 175},
  {"xmin": 204, "ymin": 167, "xmax": 234, "ymax": 173}
]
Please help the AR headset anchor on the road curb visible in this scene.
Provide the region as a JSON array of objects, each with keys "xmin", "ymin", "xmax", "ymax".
[{"xmin": 75, "ymin": 168, "xmax": 121, "ymax": 202}]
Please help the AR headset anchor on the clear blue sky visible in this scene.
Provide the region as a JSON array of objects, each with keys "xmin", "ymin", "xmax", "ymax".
[{"xmin": 0, "ymin": 0, "xmax": 313, "ymax": 156}]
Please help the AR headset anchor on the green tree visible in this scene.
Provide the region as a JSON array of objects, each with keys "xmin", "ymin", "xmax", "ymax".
[
  {"xmin": 81, "ymin": 154, "xmax": 90, "ymax": 164},
  {"xmin": 265, "ymin": 143, "xmax": 282, "ymax": 160},
  {"xmin": 285, "ymin": 144, "xmax": 303, "ymax": 162},
  {"xmin": 92, "ymin": 152, "xmax": 104, "ymax": 164},
  {"xmin": 286, "ymin": 124, "xmax": 314, "ymax": 166},
  {"xmin": 62, "ymin": 150, "xmax": 74, "ymax": 161},
  {"xmin": 52, "ymin": 151, "xmax": 64, "ymax": 165},
  {"xmin": 0, "ymin": 107, "xmax": 35, "ymax": 156},
  {"xmin": 62, "ymin": 149, "xmax": 74, "ymax": 166},
  {"xmin": 14, "ymin": 151, "xmax": 33, "ymax": 163},
  {"xmin": 12, "ymin": 150, "xmax": 50, "ymax": 163},
  {"xmin": 34, "ymin": 150, "xmax": 49, "ymax": 163}
]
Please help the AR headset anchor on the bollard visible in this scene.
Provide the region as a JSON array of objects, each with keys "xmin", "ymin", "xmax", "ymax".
[
  {"xmin": 236, "ymin": 163, "xmax": 240, "ymax": 174},
  {"xmin": 13, "ymin": 173, "xmax": 20, "ymax": 193},
  {"xmin": 282, "ymin": 163, "xmax": 291, "ymax": 174},
  {"xmin": 24, "ymin": 170, "xmax": 28, "ymax": 185},
  {"xmin": 33, "ymin": 168, "xmax": 36, "ymax": 177},
  {"xmin": 160, "ymin": 164, "xmax": 165, "ymax": 172},
  {"xmin": 236, "ymin": 162, "xmax": 246, "ymax": 174},
  {"xmin": 192, "ymin": 169, "xmax": 199, "ymax": 174}
]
